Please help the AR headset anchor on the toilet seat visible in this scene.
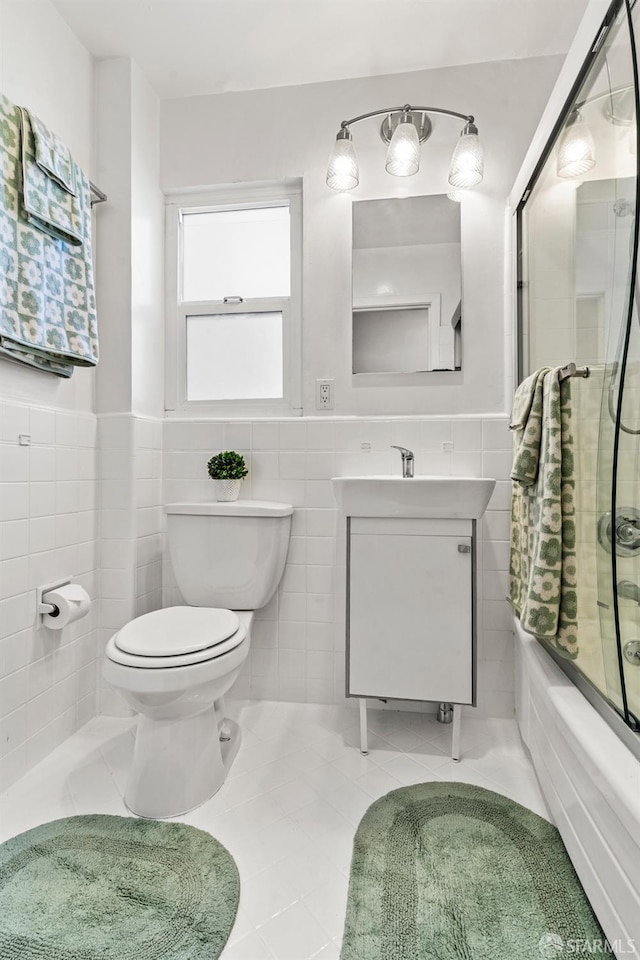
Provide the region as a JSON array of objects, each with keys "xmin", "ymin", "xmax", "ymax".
[{"xmin": 106, "ymin": 606, "xmax": 246, "ymax": 669}]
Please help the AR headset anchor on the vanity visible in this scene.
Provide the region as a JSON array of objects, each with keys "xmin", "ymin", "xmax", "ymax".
[{"xmin": 333, "ymin": 472, "xmax": 495, "ymax": 760}]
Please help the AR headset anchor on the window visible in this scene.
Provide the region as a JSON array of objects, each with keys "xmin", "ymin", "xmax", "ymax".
[{"xmin": 165, "ymin": 182, "xmax": 301, "ymax": 416}]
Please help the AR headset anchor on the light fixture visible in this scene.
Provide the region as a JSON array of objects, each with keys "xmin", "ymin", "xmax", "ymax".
[
  {"xmin": 326, "ymin": 103, "xmax": 484, "ymax": 192},
  {"xmin": 556, "ymin": 110, "xmax": 596, "ymax": 179},
  {"xmin": 326, "ymin": 128, "xmax": 359, "ymax": 191},
  {"xmin": 385, "ymin": 107, "xmax": 420, "ymax": 176},
  {"xmin": 448, "ymin": 121, "xmax": 484, "ymax": 188}
]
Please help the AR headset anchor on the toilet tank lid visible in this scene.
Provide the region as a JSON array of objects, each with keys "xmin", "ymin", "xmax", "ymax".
[{"xmin": 166, "ymin": 500, "xmax": 294, "ymax": 518}]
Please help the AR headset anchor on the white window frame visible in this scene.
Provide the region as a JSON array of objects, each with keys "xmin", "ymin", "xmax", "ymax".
[{"xmin": 165, "ymin": 180, "xmax": 302, "ymax": 418}]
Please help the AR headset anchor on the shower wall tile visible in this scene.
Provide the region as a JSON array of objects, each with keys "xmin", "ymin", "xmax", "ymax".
[
  {"xmin": 0, "ymin": 402, "xmax": 99, "ymax": 791},
  {"xmin": 161, "ymin": 415, "xmax": 515, "ymax": 718}
]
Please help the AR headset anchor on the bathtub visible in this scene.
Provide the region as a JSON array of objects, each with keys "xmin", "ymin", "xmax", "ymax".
[{"xmin": 514, "ymin": 619, "xmax": 640, "ymax": 956}]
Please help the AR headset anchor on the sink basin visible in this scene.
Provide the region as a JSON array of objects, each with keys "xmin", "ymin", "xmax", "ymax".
[{"xmin": 332, "ymin": 475, "xmax": 496, "ymax": 520}]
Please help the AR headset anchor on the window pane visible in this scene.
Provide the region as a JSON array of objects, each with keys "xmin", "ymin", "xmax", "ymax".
[
  {"xmin": 186, "ymin": 312, "xmax": 283, "ymax": 401},
  {"xmin": 182, "ymin": 205, "xmax": 290, "ymax": 301}
]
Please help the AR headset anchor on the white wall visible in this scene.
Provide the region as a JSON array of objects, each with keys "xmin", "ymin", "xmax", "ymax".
[
  {"xmin": 95, "ymin": 58, "xmax": 164, "ymax": 419},
  {"xmin": 0, "ymin": 0, "xmax": 95, "ymax": 412},
  {"xmin": 130, "ymin": 62, "xmax": 164, "ymax": 420},
  {"xmin": 162, "ymin": 415, "xmax": 515, "ymax": 717},
  {"xmin": 161, "ymin": 55, "xmax": 564, "ymax": 416},
  {"xmin": 0, "ymin": 1, "xmax": 102, "ymax": 790},
  {"xmin": 148, "ymin": 54, "xmax": 569, "ymax": 721},
  {"xmin": 93, "ymin": 59, "xmax": 165, "ymax": 712}
]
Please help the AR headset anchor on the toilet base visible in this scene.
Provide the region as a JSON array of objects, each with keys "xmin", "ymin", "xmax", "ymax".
[{"xmin": 125, "ymin": 707, "xmax": 241, "ymax": 819}]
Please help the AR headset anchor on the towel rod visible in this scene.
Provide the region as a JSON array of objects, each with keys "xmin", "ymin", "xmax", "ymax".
[
  {"xmin": 89, "ymin": 181, "xmax": 107, "ymax": 207},
  {"xmin": 559, "ymin": 362, "xmax": 590, "ymax": 382}
]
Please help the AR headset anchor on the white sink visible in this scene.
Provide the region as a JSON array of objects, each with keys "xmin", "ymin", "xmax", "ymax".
[{"xmin": 332, "ymin": 475, "xmax": 496, "ymax": 520}]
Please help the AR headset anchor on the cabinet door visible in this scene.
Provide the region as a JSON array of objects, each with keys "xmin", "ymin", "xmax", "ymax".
[{"xmin": 348, "ymin": 533, "xmax": 473, "ymax": 703}]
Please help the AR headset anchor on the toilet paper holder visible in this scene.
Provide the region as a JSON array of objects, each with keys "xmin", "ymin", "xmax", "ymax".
[{"xmin": 37, "ymin": 578, "xmax": 71, "ymax": 621}]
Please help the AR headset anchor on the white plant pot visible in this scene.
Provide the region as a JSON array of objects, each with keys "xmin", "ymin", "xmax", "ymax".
[{"xmin": 213, "ymin": 478, "xmax": 242, "ymax": 502}]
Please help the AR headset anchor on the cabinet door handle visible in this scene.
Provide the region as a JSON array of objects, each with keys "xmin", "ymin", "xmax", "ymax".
[{"xmin": 458, "ymin": 544, "xmax": 471, "ymax": 554}]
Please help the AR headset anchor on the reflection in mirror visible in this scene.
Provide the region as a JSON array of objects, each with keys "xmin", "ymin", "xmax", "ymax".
[{"xmin": 352, "ymin": 194, "xmax": 461, "ymax": 374}]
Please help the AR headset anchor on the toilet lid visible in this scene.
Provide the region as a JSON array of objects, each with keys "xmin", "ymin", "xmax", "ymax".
[{"xmin": 114, "ymin": 606, "xmax": 241, "ymax": 658}]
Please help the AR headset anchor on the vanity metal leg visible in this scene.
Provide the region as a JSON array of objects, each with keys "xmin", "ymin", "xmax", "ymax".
[
  {"xmin": 451, "ymin": 704, "xmax": 462, "ymax": 761},
  {"xmin": 359, "ymin": 698, "xmax": 368, "ymax": 755}
]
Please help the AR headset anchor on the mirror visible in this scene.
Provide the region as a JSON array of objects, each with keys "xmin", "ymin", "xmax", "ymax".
[{"xmin": 352, "ymin": 194, "xmax": 462, "ymax": 374}]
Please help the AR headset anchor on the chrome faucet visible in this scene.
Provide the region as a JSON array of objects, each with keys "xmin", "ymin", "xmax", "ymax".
[{"xmin": 391, "ymin": 445, "xmax": 414, "ymax": 478}]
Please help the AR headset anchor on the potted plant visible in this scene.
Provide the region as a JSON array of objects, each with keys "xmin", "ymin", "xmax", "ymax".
[{"xmin": 207, "ymin": 450, "xmax": 248, "ymax": 502}]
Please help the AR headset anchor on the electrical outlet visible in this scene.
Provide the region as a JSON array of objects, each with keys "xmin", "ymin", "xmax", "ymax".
[
  {"xmin": 361, "ymin": 441, "xmax": 372, "ymax": 453},
  {"xmin": 315, "ymin": 378, "xmax": 334, "ymax": 410},
  {"xmin": 442, "ymin": 440, "xmax": 454, "ymax": 452}
]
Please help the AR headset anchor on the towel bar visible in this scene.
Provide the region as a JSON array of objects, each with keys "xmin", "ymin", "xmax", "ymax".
[
  {"xmin": 89, "ymin": 181, "xmax": 107, "ymax": 207},
  {"xmin": 558, "ymin": 362, "xmax": 590, "ymax": 382}
]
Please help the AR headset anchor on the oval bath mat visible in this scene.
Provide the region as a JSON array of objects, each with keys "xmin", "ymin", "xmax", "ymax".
[
  {"xmin": 341, "ymin": 781, "xmax": 606, "ymax": 960},
  {"xmin": 0, "ymin": 814, "xmax": 239, "ymax": 959}
]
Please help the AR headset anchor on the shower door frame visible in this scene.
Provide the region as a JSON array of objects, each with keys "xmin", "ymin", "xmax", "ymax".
[{"xmin": 512, "ymin": 0, "xmax": 640, "ymax": 756}]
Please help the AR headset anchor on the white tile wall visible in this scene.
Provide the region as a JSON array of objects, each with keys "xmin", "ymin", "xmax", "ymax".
[
  {"xmin": 96, "ymin": 415, "xmax": 163, "ymax": 716},
  {"xmin": 0, "ymin": 402, "xmax": 513, "ymax": 791},
  {"xmin": 0, "ymin": 401, "xmax": 99, "ymax": 789},
  {"xmin": 162, "ymin": 416, "xmax": 514, "ymax": 717}
]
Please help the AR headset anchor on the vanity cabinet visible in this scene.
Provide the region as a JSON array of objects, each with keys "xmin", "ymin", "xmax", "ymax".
[
  {"xmin": 347, "ymin": 517, "xmax": 474, "ymax": 704},
  {"xmin": 333, "ymin": 473, "xmax": 493, "ymax": 761}
]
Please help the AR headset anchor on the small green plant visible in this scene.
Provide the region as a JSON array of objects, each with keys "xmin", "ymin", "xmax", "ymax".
[{"xmin": 207, "ymin": 450, "xmax": 248, "ymax": 480}]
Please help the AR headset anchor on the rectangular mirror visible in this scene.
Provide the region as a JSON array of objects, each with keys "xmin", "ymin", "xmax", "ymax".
[{"xmin": 352, "ymin": 194, "xmax": 462, "ymax": 374}]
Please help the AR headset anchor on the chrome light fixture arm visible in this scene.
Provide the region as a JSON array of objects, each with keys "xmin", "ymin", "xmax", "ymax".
[{"xmin": 337, "ymin": 104, "xmax": 474, "ymax": 132}]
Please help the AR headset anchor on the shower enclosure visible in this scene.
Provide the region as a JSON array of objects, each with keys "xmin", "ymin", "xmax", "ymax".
[{"xmin": 517, "ymin": 0, "xmax": 640, "ymax": 750}]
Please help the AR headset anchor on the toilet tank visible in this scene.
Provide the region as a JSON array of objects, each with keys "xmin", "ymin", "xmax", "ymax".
[{"xmin": 166, "ymin": 501, "xmax": 293, "ymax": 610}]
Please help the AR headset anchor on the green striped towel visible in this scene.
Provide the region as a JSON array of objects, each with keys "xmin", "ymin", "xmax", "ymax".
[
  {"xmin": 0, "ymin": 92, "xmax": 98, "ymax": 377},
  {"xmin": 509, "ymin": 367, "xmax": 579, "ymax": 658}
]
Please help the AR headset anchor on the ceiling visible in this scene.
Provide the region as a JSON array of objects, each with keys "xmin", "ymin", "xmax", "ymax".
[{"xmin": 48, "ymin": 0, "xmax": 590, "ymax": 100}]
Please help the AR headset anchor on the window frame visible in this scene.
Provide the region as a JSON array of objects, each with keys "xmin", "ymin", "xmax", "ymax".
[{"xmin": 165, "ymin": 180, "xmax": 302, "ymax": 418}]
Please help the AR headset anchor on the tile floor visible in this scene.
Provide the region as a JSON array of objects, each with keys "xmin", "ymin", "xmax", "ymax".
[{"xmin": 0, "ymin": 701, "xmax": 550, "ymax": 959}]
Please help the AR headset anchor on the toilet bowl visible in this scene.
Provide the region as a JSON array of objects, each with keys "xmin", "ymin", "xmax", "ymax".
[{"xmin": 103, "ymin": 500, "xmax": 293, "ymax": 818}]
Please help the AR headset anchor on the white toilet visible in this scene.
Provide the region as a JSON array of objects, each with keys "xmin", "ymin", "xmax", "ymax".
[{"xmin": 103, "ymin": 499, "xmax": 293, "ymax": 819}]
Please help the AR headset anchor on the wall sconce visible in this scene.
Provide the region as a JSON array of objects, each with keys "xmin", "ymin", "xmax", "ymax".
[
  {"xmin": 555, "ymin": 85, "xmax": 639, "ymax": 179},
  {"xmin": 326, "ymin": 103, "xmax": 484, "ymax": 192},
  {"xmin": 556, "ymin": 109, "xmax": 596, "ymax": 179}
]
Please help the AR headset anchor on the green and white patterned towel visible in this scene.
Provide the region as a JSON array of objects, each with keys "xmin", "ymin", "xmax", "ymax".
[
  {"xmin": 17, "ymin": 107, "xmax": 83, "ymax": 247},
  {"xmin": 509, "ymin": 366, "xmax": 549, "ymax": 484},
  {"xmin": 509, "ymin": 367, "xmax": 579, "ymax": 658},
  {"xmin": 29, "ymin": 110, "xmax": 77, "ymax": 196},
  {"xmin": 0, "ymin": 92, "xmax": 98, "ymax": 378}
]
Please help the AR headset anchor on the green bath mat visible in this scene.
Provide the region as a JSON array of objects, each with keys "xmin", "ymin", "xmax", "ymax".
[
  {"xmin": 0, "ymin": 814, "xmax": 239, "ymax": 959},
  {"xmin": 341, "ymin": 782, "xmax": 606, "ymax": 960}
]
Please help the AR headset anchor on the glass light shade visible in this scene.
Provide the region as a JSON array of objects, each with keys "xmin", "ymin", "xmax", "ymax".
[
  {"xmin": 556, "ymin": 113, "xmax": 595, "ymax": 178},
  {"xmin": 447, "ymin": 190, "xmax": 464, "ymax": 202},
  {"xmin": 448, "ymin": 130, "xmax": 484, "ymax": 188},
  {"xmin": 385, "ymin": 118, "xmax": 420, "ymax": 177},
  {"xmin": 326, "ymin": 137, "xmax": 359, "ymax": 191}
]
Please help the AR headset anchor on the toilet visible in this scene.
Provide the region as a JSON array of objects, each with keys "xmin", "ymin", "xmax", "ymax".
[{"xmin": 103, "ymin": 499, "xmax": 293, "ymax": 819}]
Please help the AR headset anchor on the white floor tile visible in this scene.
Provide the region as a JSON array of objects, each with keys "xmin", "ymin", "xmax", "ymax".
[
  {"xmin": 0, "ymin": 701, "xmax": 551, "ymax": 958},
  {"xmin": 221, "ymin": 930, "xmax": 274, "ymax": 959},
  {"xmin": 258, "ymin": 899, "xmax": 331, "ymax": 960},
  {"xmin": 354, "ymin": 765, "xmax": 403, "ymax": 799},
  {"xmin": 240, "ymin": 867, "xmax": 300, "ymax": 928},
  {"xmin": 381, "ymin": 754, "xmax": 442, "ymax": 786},
  {"xmin": 303, "ymin": 873, "xmax": 350, "ymax": 940}
]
